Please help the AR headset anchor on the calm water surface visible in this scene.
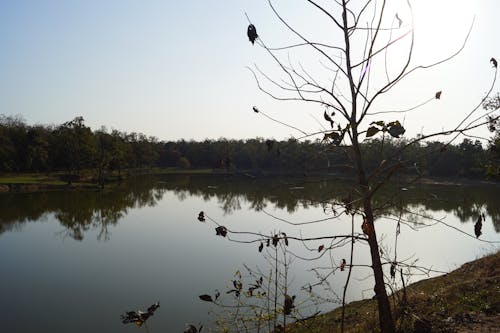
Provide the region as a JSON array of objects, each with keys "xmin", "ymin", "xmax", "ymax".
[{"xmin": 0, "ymin": 175, "xmax": 499, "ymax": 332}]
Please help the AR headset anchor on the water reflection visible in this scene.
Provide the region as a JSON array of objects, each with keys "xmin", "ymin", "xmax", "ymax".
[{"xmin": 1, "ymin": 175, "xmax": 499, "ymax": 240}]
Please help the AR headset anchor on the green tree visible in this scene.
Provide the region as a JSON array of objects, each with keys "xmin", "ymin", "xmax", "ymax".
[
  {"xmin": 483, "ymin": 93, "xmax": 500, "ymax": 178},
  {"xmin": 52, "ymin": 117, "xmax": 95, "ymax": 180}
]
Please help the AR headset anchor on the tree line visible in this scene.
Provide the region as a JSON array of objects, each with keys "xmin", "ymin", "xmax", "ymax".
[{"xmin": 0, "ymin": 114, "xmax": 497, "ymax": 180}]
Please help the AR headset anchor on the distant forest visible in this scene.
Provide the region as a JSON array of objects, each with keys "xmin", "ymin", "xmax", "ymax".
[{"xmin": 0, "ymin": 115, "xmax": 497, "ymax": 180}]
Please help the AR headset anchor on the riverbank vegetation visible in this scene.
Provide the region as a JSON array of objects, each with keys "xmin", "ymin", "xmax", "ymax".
[
  {"xmin": 0, "ymin": 115, "xmax": 498, "ymax": 184},
  {"xmin": 287, "ymin": 250, "xmax": 500, "ymax": 333}
]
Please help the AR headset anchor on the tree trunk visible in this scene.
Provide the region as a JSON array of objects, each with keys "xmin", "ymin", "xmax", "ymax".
[
  {"xmin": 364, "ymin": 199, "xmax": 396, "ymax": 333},
  {"xmin": 351, "ymin": 131, "xmax": 395, "ymax": 333}
]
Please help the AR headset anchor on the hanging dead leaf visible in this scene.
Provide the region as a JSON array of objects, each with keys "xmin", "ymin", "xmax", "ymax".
[
  {"xmin": 387, "ymin": 120, "xmax": 405, "ymax": 138},
  {"xmin": 282, "ymin": 232, "xmax": 289, "ymax": 246},
  {"xmin": 474, "ymin": 215, "xmax": 483, "ymax": 238},
  {"xmin": 258, "ymin": 242, "xmax": 264, "ymax": 252},
  {"xmin": 395, "ymin": 13, "xmax": 403, "ymax": 28},
  {"xmin": 390, "ymin": 262, "xmax": 396, "ymax": 279},
  {"xmin": 323, "ymin": 111, "xmax": 334, "ymax": 128},
  {"xmin": 215, "ymin": 226, "xmax": 228, "ymax": 237},
  {"xmin": 197, "ymin": 211, "xmax": 205, "ymax": 222},
  {"xmin": 340, "ymin": 259, "xmax": 346, "ymax": 271},
  {"xmin": 284, "ymin": 294, "xmax": 296, "ymax": 315},
  {"xmin": 247, "ymin": 24, "xmax": 258, "ymax": 45},
  {"xmin": 272, "ymin": 234, "xmax": 279, "ymax": 247},
  {"xmin": 199, "ymin": 294, "xmax": 214, "ymax": 302},
  {"xmin": 318, "ymin": 244, "xmax": 324, "ymax": 252},
  {"xmin": 491, "ymin": 57, "xmax": 498, "ymax": 68},
  {"xmin": 366, "ymin": 126, "xmax": 380, "ymax": 138},
  {"xmin": 435, "ymin": 91, "xmax": 442, "ymax": 99}
]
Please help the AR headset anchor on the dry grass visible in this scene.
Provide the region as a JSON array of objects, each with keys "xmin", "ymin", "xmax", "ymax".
[{"xmin": 287, "ymin": 251, "xmax": 500, "ymax": 333}]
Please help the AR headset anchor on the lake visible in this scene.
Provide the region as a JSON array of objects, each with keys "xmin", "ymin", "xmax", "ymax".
[{"xmin": 0, "ymin": 175, "xmax": 499, "ymax": 332}]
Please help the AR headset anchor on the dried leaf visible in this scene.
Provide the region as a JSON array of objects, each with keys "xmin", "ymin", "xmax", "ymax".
[
  {"xmin": 435, "ymin": 91, "xmax": 442, "ymax": 99},
  {"xmin": 197, "ymin": 211, "xmax": 205, "ymax": 222},
  {"xmin": 390, "ymin": 262, "xmax": 396, "ymax": 279},
  {"xmin": 491, "ymin": 57, "xmax": 498, "ymax": 68},
  {"xmin": 282, "ymin": 232, "xmax": 289, "ymax": 246},
  {"xmin": 474, "ymin": 215, "xmax": 483, "ymax": 238},
  {"xmin": 258, "ymin": 242, "xmax": 264, "ymax": 252},
  {"xmin": 247, "ymin": 24, "xmax": 258, "ymax": 45},
  {"xmin": 340, "ymin": 259, "xmax": 346, "ymax": 271},
  {"xmin": 199, "ymin": 294, "xmax": 213, "ymax": 302},
  {"xmin": 323, "ymin": 131, "xmax": 342, "ymax": 145},
  {"xmin": 233, "ymin": 279, "xmax": 243, "ymax": 291},
  {"xmin": 323, "ymin": 111, "xmax": 334, "ymax": 128},
  {"xmin": 272, "ymin": 234, "xmax": 279, "ymax": 247},
  {"xmin": 252, "ymin": 106, "xmax": 259, "ymax": 113},
  {"xmin": 284, "ymin": 294, "xmax": 295, "ymax": 315},
  {"xmin": 215, "ymin": 226, "xmax": 228, "ymax": 237},
  {"xmin": 387, "ymin": 120, "xmax": 405, "ymax": 138},
  {"xmin": 371, "ymin": 120, "xmax": 385, "ymax": 127},
  {"xmin": 366, "ymin": 126, "xmax": 380, "ymax": 138},
  {"xmin": 318, "ymin": 245, "xmax": 324, "ymax": 252},
  {"xmin": 395, "ymin": 13, "xmax": 403, "ymax": 28}
]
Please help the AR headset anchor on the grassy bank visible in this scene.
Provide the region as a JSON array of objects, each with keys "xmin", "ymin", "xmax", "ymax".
[{"xmin": 289, "ymin": 251, "xmax": 500, "ymax": 333}]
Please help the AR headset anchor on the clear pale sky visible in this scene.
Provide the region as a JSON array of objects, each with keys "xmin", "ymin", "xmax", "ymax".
[{"xmin": 0, "ymin": 0, "xmax": 498, "ymax": 142}]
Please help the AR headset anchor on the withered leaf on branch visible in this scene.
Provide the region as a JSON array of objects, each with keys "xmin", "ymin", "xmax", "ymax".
[
  {"xmin": 252, "ymin": 106, "xmax": 259, "ymax": 113},
  {"xmin": 323, "ymin": 131, "xmax": 342, "ymax": 145},
  {"xmin": 233, "ymin": 279, "xmax": 243, "ymax": 291},
  {"xmin": 390, "ymin": 262, "xmax": 396, "ymax": 279},
  {"xmin": 366, "ymin": 126, "xmax": 380, "ymax": 138},
  {"xmin": 282, "ymin": 232, "xmax": 289, "ymax": 246},
  {"xmin": 491, "ymin": 57, "xmax": 498, "ymax": 68},
  {"xmin": 199, "ymin": 294, "xmax": 213, "ymax": 302},
  {"xmin": 247, "ymin": 24, "xmax": 258, "ymax": 45},
  {"xmin": 197, "ymin": 211, "xmax": 205, "ymax": 222},
  {"xmin": 340, "ymin": 259, "xmax": 347, "ymax": 271},
  {"xmin": 387, "ymin": 120, "xmax": 405, "ymax": 138},
  {"xmin": 258, "ymin": 242, "xmax": 264, "ymax": 252},
  {"xmin": 284, "ymin": 294, "xmax": 296, "ymax": 315},
  {"xmin": 323, "ymin": 111, "xmax": 334, "ymax": 128},
  {"xmin": 318, "ymin": 244, "xmax": 324, "ymax": 252},
  {"xmin": 272, "ymin": 234, "xmax": 279, "ymax": 247},
  {"xmin": 395, "ymin": 13, "xmax": 403, "ymax": 28},
  {"xmin": 435, "ymin": 91, "xmax": 442, "ymax": 99},
  {"xmin": 474, "ymin": 215, "xmax": 483, "ymax": 238},
  {"xmin": 215, "ymin": 226, "xmax": 228, "ymax": 237}
]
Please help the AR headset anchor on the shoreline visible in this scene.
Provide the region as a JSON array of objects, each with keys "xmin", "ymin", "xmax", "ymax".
[
  {"xmin": 0, "ymin": 169, "xmax": 498, "ymax": 193},
  {"xmin": 289, "ymin": 251, "xmax": 500, "ymax": 333}
]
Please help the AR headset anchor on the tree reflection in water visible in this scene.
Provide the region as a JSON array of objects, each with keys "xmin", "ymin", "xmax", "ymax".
[{"xmin": 1, "ymin": 175, "xmax": 498, "ymax": 240}]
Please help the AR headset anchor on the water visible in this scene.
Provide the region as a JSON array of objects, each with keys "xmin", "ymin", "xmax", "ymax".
[{"xmin": 0, "ymin": 175, "xmax": 498, "ymax": 332}]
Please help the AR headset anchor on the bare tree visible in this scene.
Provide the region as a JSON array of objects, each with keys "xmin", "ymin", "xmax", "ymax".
[{"xmin": 201, "ymin": 1, "xmax": 498, "ymax": 332}]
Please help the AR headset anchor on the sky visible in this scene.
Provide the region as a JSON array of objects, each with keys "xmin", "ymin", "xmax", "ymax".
[{"xmin": 0, "ymin": 0, "xmax": 498, "ymax": 142}]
